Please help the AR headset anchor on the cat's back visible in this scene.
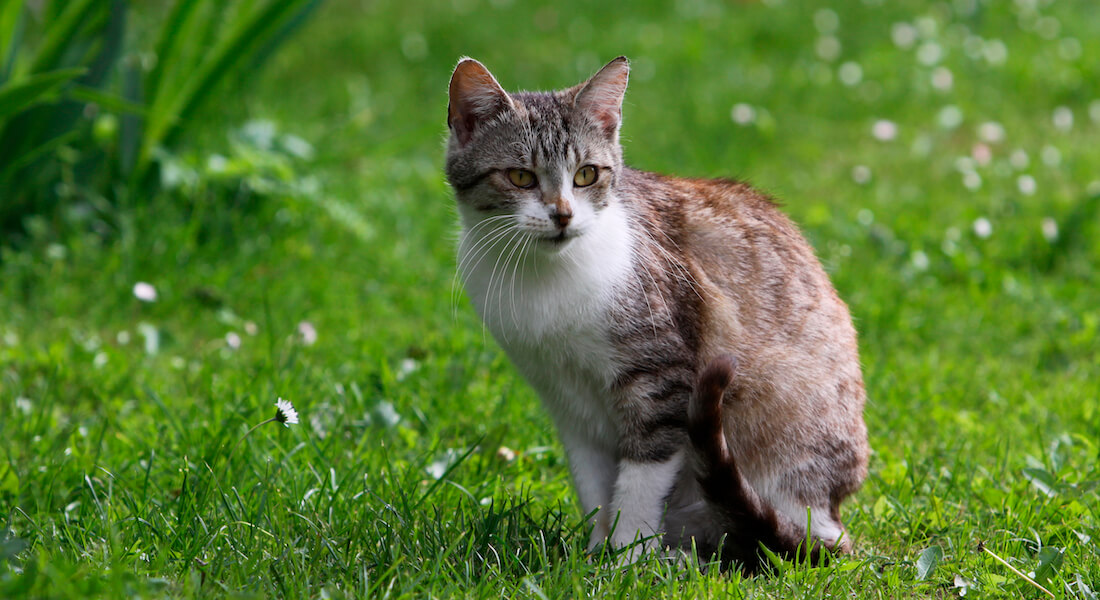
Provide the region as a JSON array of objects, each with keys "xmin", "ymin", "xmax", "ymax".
[{"xmin": 621, "ymin": 166, "xmax": 863, "ymax": 405}]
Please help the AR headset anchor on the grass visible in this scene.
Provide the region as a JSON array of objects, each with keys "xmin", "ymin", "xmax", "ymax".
[{"xmin": 2, "ymin": 0, "xmax": 1100, "ymax": 597}]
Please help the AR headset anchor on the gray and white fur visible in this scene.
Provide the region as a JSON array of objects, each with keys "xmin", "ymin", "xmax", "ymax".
[{"xmin": 444, "ymin": 56, "xmax": 869, "ymax": 572}]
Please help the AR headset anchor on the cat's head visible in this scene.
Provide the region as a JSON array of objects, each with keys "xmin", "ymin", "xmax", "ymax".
[{"xmin": 445, "ymin": 57, "xmax": 629, "ymax": 249}]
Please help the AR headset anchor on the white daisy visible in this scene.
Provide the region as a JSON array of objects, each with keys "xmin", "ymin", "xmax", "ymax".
[{"xmin": 274, "ymin": 398, "xmax": 299, "ymax": 427}]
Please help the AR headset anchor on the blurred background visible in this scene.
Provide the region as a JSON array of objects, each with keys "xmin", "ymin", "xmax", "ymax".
[{"xmin": 1, "ymin": 0, "xmax": 1098, "ymax": 596}]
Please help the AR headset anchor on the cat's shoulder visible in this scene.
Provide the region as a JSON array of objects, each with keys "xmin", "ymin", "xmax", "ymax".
[{"xmin": 620, "ymin": 166, "xmax": 788, "ymax": 225}]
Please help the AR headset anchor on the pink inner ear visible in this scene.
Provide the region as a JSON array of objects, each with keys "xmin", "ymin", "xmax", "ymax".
[
  {"xmin": 449, "ymin": 60, "xmax": 512, "ymax": 145},
  {"xmin": 575, "ymin": 60, "xmax": 629, "ymax": 136}
]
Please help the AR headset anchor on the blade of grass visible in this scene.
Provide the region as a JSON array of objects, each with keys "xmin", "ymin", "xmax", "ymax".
[
  {"xmin": 0, "ymin": 0, "xmax": 23, "ymax": 83},
  {"xmin": 67, "ymin": 84, "xmax": 147, "ymax": 116},
  {"xmin": 28, "ymin": 0, "xmax": 103, "ymax": 74},
  {"xmin": 144, "ymin": 0, "xmax": 204, "ymax": 116},
  {"xmin": 0, "ymin": 67, "xmax": 86, "ymax": 121}
]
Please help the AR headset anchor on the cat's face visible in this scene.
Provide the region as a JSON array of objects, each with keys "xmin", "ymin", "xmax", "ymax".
[{"xmin": 445, "ymin": 58, "xmax": 629, "ymax": 251}]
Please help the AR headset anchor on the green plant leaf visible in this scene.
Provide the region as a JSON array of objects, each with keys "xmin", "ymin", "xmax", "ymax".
[
  {"xmin": 28, "ymin": 0, "xmax": 103, "ymax": 74},
  {"xmin": 0, "ymin": 0, "xmax": 23, "ymax": 83},
  {"xmin": 68, "ymin": 84, "xmax": 146, "ymax": 116},
  {"xmin": 0, "ymin": 461, "xmax": 17, "ymax": 496},
  {"xmin": 1033, "ymin": 547, "xmax": 1064, "ymax": 585},
  {"xmin": 0, "ymin": 67, "xmax": 86, "ymax": 122},
  {"xmin": 1023, "ymin": 467, "xmax": 1059, "ymax": 497},
  {"xmin": 915, "ymin": 545, "xmax": 942, "ymax": 581},
  {"xmin": 136, "ymin": 0, "xmax": 315, "ymax": 179}
]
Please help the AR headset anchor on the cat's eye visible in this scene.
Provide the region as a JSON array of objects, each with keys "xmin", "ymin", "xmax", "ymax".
[
  {"xmin": 507, "ymin": 169, "xmax": 537, "ymax": 189},
  {"xmin": 573, "ymin": 165, "xmax": 598, "ymax": 187}
]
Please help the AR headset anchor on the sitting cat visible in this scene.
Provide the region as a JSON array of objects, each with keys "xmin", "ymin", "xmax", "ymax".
[{"xmin": 445, "ymin": 56, "xmax": 869, "ymax": 572}]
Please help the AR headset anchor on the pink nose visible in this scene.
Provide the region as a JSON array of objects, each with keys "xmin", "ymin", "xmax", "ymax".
[{"xmin": 551, "ymin": 210, "xmax": 572, "ymax": 228}]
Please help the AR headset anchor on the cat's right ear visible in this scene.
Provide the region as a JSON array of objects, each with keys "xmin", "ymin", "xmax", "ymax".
[{"xmin": 448, "ymin": 58, "xmax": 514, "ymax": 147}]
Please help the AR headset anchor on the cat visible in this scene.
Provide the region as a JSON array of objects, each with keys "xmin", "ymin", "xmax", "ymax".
[{"xmin": 444, "ymin": 56, "xmax": 869, "ymax": 572}]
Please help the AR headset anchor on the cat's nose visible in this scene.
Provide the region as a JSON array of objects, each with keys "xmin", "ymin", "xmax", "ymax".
[{"xmin": 551, "ymin": 210, "xmax": 573, "ymax": 229}]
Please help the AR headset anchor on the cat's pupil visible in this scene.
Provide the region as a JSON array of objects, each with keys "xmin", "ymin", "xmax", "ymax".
[
  {"xmin": 574, "ymin": 166, "xmax": 597, "ymax": 187},
  {"xmin": 507, "ymin": 168, "xmax": 537, "ymax": 189}
]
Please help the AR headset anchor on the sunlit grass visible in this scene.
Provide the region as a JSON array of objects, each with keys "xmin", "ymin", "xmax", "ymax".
[{"xmin": 2, "ymin": 0, "xmax": 1099, "ymax": 597}]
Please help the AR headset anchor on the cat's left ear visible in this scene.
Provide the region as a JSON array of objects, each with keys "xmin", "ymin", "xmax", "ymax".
[
  {"xmin": 448, "ymin": 57, "xmax": 515, "ymax": 147},
  {"xmin": 574, "ymin": 56, "xmax": 630, "ymax": 138}
]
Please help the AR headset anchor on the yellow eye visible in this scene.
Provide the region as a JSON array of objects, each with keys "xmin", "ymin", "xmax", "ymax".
[
  {"xmin": 573, "ymin": 165, "xmax": 598, "ymax": 187},
  {"xmin": 507, "ymin": 169, "xmax": 537, "ymax": 188}
]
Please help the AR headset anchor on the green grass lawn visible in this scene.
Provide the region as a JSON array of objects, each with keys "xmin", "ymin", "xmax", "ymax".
[{"xmin": 3, "ymin": 0, "xmax": 1100, "ymax": 597}]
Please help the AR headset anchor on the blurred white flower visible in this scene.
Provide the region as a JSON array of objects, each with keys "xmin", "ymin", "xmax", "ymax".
[
  {"xmin": 1052, "ymin": 106, "xmax": 1073, "ymax": 131},
  {"xmin": 971, "ymin": 143, "xmax": 992, "ymax": 166},
  {"xmin": 851, "ymin": 165, "xmax": 872, "ymax": 185},
  {"xmin": 814, "ymin": 8, "xmax": 839, "ymax": 33},
  {"xmin": 275, "ymin": 398, "xmax": 299, "ymax": 427},
  {"xmin": 730, "ymin": 103, "xmax": 756, "ymax": 125},
  {"xmin": 1009, "ymin": 149, "xmax": 1029, "ymax": 170},
  {"xmin": 872, "ymin": 119, "xmax": 898, "ymax": 141},
  {"xmin": 937, "ymin": 105, "xmax": 963, "ymax": 130},
  {"xmin": 226, "ymin": 332, "xmax": 242, "ymax": 350},
  {"xmin": 916, "ymin": 41, "xmax": 943, "ymax": 65},
  {"xmin": 931, "ymin": 67, "xmax": 953, "ymax": 91},
  {"xmin": 297, "ymin": 321, "xmax": 318, "ymax": 346},
  {"xmin": 815, "ymin": 36, "xmax": 841, "ymax": 61},
  {"xmin": 1017, "ymin": 175, "xmax": 1037, "ymax": 195},
  {"xmin": 133, "ymin": 282, "xmax": 157, "ymax": 302},
  {"xmin": 891, "ymin": 22, "xmax": 917, "ymax": 49},
  {"xmin": 1041, "ymin": 218, "xmax": 1059, "ymax": 242},
  {"xmin": 978, "ymin": 122, "xmax": 1005, "ymax": 143},
  {"xmin": 983, "ymin": 39, "xmax": 1007, "ymax": 65},
  {"xmin": 1040, "ymin": 145, "xmax": 1061, "ymax": 167},
  {"xmin": 838, "ymin": 61, "xmax": 862, "ymax": 86},
  {"xmin": 911, "ymin": 250, "xmax": 930, "ymax": 271},
  {"xmin": 973, "ymin": 217, "xmax": 993, "ymax": 239}
]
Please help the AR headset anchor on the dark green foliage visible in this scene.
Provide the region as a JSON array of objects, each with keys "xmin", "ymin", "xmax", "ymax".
[{"xmin": 0, "ymin": 0, "xmax": 321, "ymax": 238}]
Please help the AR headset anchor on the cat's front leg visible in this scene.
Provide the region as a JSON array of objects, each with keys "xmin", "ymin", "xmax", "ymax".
[
  {"xmin": 604, "ymin": 449, "xmax": 685, "ymax": 562},
  {"xmin": 555, "ymin": 426, "xmax": 618, "ymax": 550}
]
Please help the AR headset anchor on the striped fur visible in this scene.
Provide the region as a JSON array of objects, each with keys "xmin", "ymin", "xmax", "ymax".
[{"xmin": 445, "ymin": 57, "xmax": 869, "ymax": 572}]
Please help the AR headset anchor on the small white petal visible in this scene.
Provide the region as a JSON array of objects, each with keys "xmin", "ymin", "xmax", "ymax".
[
  {"xmin": 275, "ymin": 398, "xmax": 299, "ymax": 426},
  {"xmin": 133, "ymin": 282, "xmax": 157, "ymax": 302}
]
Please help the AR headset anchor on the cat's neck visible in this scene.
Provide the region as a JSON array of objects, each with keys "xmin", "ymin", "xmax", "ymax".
[{"xmin": 458, "ymin": 199, "xmax": 636, "ymax": 343}]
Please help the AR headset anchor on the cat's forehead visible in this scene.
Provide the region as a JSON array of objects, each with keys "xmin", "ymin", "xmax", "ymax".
[{"xmin": 511, "ymin": 91, "xmax": 573, "ymax": 128}]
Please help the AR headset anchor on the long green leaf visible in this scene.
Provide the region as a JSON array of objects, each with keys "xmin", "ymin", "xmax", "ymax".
[
  {"xmin": 136, "ymin": 0, "xmax": 314, "ymax": 176},
  {"xmin": 144, "ymin": 0, "xmax": 204, "ymax": 114},
  {"xmin": 28, "ymin": 0, "xmax": 103, "ymax": 74},
  {"xmin": 0, "ymin": 0, "xmax": 23, "ymax": 83},
  {"xmin": 0, "ymin": 67, "xmax": 86, "ymax": 122},
  {"xmin": 0, "ymin": 128, "xmax": 79, "ymax": 182},
  {"xmin": 68, "ymin": 84, "xmax": 147, "ymax": 117}
]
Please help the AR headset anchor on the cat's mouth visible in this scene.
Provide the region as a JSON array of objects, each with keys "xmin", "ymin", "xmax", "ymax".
[{"xmin": 544, "ymin": 230, "xmax": 577, "ymax": 247}]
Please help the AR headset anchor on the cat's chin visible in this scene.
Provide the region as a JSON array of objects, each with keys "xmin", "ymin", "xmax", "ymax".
[{"xmin": 538, "ymin": 231, "xmax": 580, "ymax": 253}]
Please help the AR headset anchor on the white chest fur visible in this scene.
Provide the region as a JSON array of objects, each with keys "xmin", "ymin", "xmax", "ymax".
[{"xmin": 457, "ymin": 202, "xmax": 636, "ymax": 442}]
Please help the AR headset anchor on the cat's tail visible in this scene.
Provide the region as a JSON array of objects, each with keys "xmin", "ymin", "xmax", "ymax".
[{"xmin": 687, "ymin": 355, "xmax": 838, "ymax": 573}]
